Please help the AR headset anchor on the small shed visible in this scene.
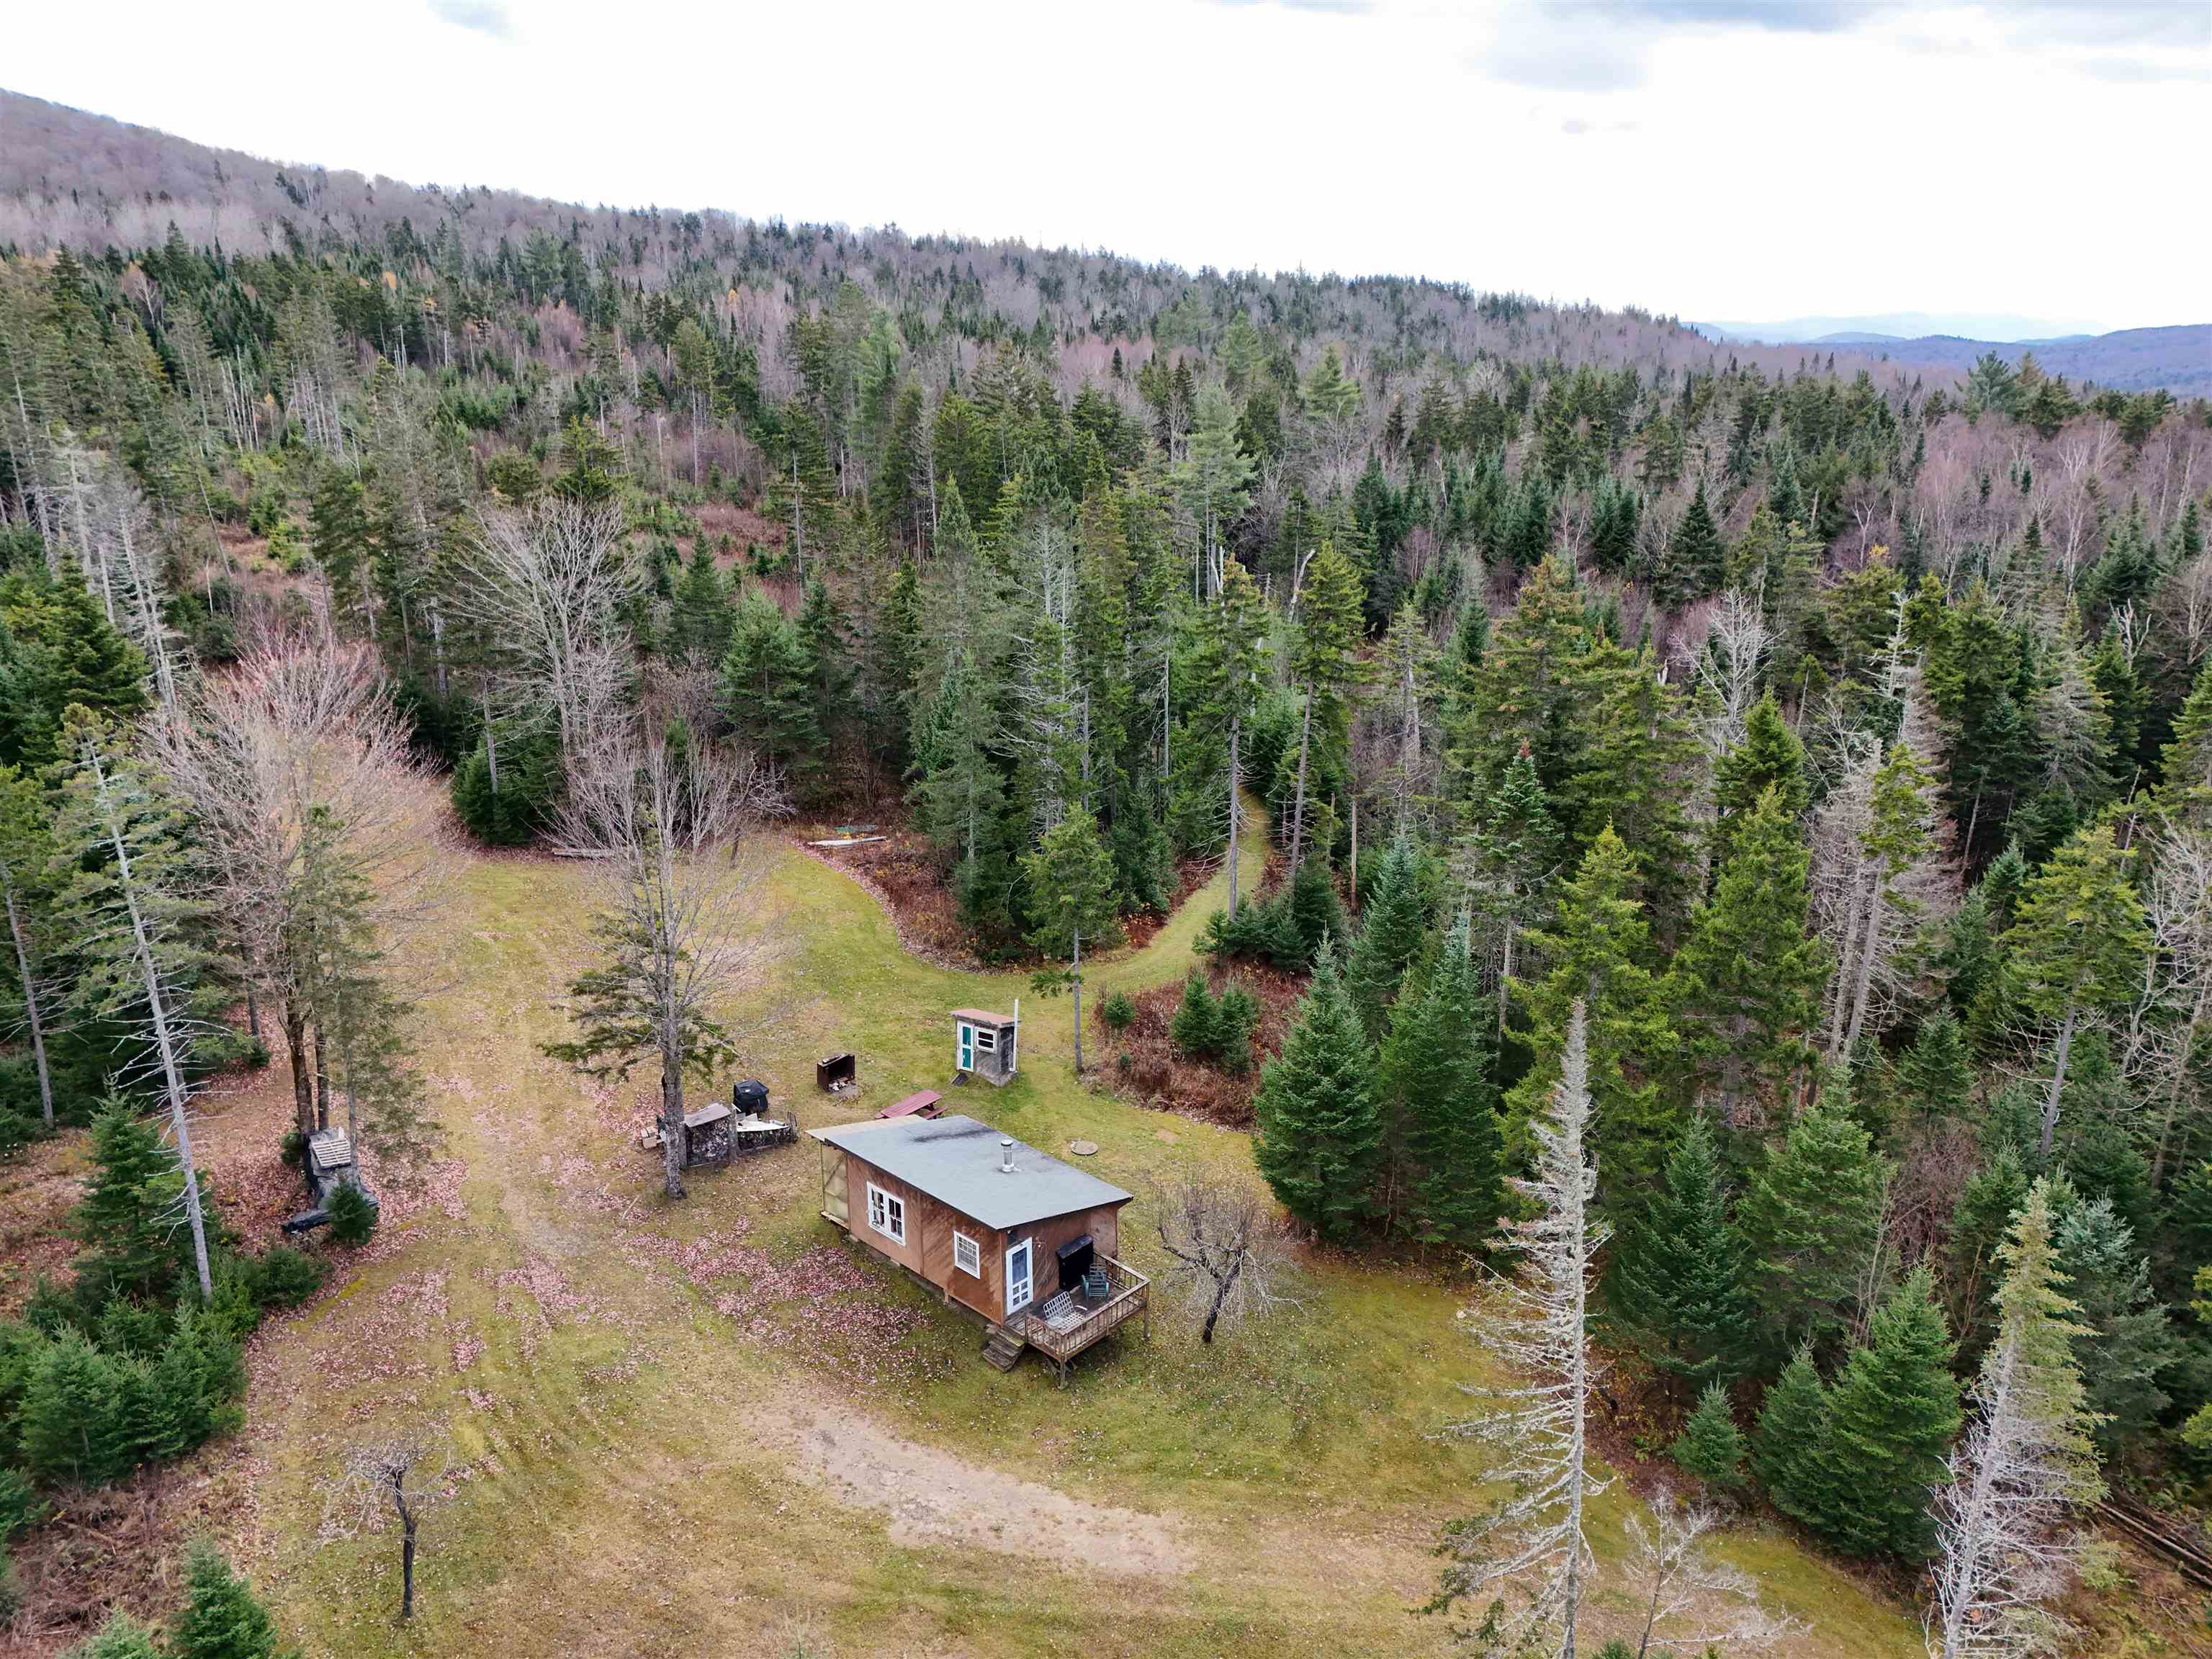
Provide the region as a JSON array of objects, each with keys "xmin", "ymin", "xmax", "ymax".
[{"xmin": 950, "ymin": 1007, "xmax": 1019, "ymax": 1086}]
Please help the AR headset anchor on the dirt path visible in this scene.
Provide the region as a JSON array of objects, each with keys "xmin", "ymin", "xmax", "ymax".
[{"xmin": 792, "ymin": 1408, "xmax": 1189, "ymax": 1577}]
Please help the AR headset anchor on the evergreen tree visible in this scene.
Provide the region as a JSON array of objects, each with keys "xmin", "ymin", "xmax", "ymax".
[
  {"xmin": 172, "ymin": 1539, "xmax": 287, "ymax": 1659},
  {"xmin": 2050, "ymin": 1189, "xmax": 2172, "ymax": 1459},
  {"xmin": 1652, "ymin": 480, "xmax": 1724, "ymax": 609},
  {"xmin": 1737, "ymin": 1084, "xmax": 1887, "ymax": 1350},
  {"xmin": 667, "ymin": 540, "xmax": 734, "ymax": 670},
  {"xmin": 1344, "ymin": 834, "xmax": 1428, "ymax": 1040},
  {"xmin": 1753, "ymin": 1342, "xmax": 1830, "ymax": 1524},
  {"xmin": 1606, "ymin": 1114, "xmax": 1754, "ymax": 1392},
  {"xmin": 307, "ymin": 467, "xmax": 374, "ymax": 634},
  {"xmin": 1668, "ymin": 786, "xmax": 1825, "ymax": 1120},
  {"xmin": 1455, "ymin": 743, "xmax": 1563, "ymax": 1035},
  {"xmin": 718, "ymin": 588, "xmax": 819, "ymax": 784},
  {"xmin": 1377, "ymin": 914, "xmax": 1502, "ymax": 1250},
  {"xmin": 1709, "ymin": 690, "xmax": 1808, "ymax": 867},
  {"xmin": 1505, "ymin": 826, "xmax": 1678, "ymax": 1199},
  {"xmin": 1285, "ymin": 538, "xmax": 1366, "ymax": 871},
  {"xmin": 1020, "ymin": 807, "xmax": 1120, "ymax": 1075},
  {"xmin": 1557, "ymin": 643, "xmax": 1701, "ymax": 918},
  {"xmin": 1894, "ymin": 1012, "xmax": 1974, "ymax": 1124},
  {"xmin": 60, "ymin": 1613, "xmax": 165, "ymax": 1659},
  {"xmin": 2002, "ymin": 824, "xmax": 2150, "ymax": 1158},
  {"xmin": 1799, "ymin": 1265, "xmax": 1961, "ymax": 1560},
  {"xmin": 2161, "ymin": 656, "xmax": 2212, "ymax": 820},
  {"xmin": 1255, "ymin": 939, "xmax": 1383, "ymax": 1242},
  {"xmin": 1670, "ymin": 1379, "xmax": 1746, "ymax": 1491},
  {"xmin": 73, "ymin": 1097, "xmax": 192, "ymax": 1303}
]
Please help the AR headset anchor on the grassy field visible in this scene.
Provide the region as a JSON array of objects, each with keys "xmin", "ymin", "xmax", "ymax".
[{"xmin": 185, "ymin": 811, "xmax": 1923, "ymax": 1659}]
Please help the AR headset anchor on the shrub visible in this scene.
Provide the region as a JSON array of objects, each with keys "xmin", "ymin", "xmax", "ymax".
[
  {"xmin": 1214, "ymin": 983, "xmax": 1260, "ymax": 1074},
  {"xmin": 1170, "ymin": 972, "xmax": 1220, "ymax": 1058},
  {"xmin": 0, "ymin": 1105, "xmax": 33, "ymax": 1161},
  {"xmin": 63, "ymin": 1611, "xmax": 164, "ymax": 1658},
  {"xmin": 0, "ymin": 1465, "xmax": 43, "ymax": 1539},
  {"xmin": 1670, "ymin": 1380, "xmax": 1746, "ymax": 1491},
  {"xmin": 326, "ymin": 1182, "xmax": 377, "ymax": 1246},
  {"xmin": 173, "ymin": 1539, "xmax": 285, "ymax": 1659},
  {"xmin": 21, "ymin": 1329, "xmax": 135, "ymax": 1485},
  {"xmin": 1098, "ymin": 990, "xmax": 1136, "ymax": 1031},
  {"xmin": 279, "ymin": 1128, "xmax": 306, "ymax": 1169},
  {"xmin": 0, "ymin": 1542, "xmax": 17, "ymax": 1622},
  {"xmin": 251, "ymin": 1245, "xmax": 325, "ymax": 1309},
  {"xmin": 205, "ymin": 1256, "xmax": 264, "ymax": 1344},
  {"xmin": 1170, "ymin": 974, "xmax": 1261, "ymax": 1073},
  {"xmin": 450, "ymin": 720, "xmax": 565, "ymax": 845}
]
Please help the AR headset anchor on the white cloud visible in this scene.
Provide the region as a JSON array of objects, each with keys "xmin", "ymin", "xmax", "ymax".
[
  {"xmin": 4, "ymin": 0, "xmax": 2205, "ymax": 331},
  {"xmin": 426, "ymin": 0, "xmax": 513, "ymax": 40}
]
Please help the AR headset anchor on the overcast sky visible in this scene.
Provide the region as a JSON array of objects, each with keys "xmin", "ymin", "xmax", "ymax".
[{"xmin": 9, "ymin": 0, "xmax": 2208, "ymax": 333}]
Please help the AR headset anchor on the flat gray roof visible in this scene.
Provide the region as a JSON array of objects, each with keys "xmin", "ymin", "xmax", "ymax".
[{"xmin": 813, "ymin": 1114, "xmax": 1131, "ymax": 1230}]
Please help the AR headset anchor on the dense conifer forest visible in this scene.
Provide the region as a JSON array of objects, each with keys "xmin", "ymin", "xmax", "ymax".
[{"xmin": 1, "ymin": 86, "xmax": 2210, "ymax": 1656}]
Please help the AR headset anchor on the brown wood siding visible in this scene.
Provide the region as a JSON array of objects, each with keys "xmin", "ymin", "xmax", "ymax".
[{"xmin": 838, "ymin": 1149, "xmax": 1128, "ymax": 1326}]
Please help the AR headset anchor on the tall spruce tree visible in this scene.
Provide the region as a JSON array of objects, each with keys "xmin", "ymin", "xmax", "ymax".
[
  {"xmin": 1668, "ymin": 786, "xmax": 1825, "ymax": 1121},
  {"xmin": 2002, "ymin": 824, "xmax": 2150, "ymax": 1159},
  {"xmin": 1506, "ymin": 825, "xmax": 1679, "ymax": 1200},
  {"xmin": 1799, "ymin": 1265, "xmax": 1961, "ymax": 1560},
  {"xmin": 1378, "ymin": 914, "xmax": 1503, "ymax": 1250},
  {"xmin": 1285, "ymin": 537, "xmax": 1366, "ymax": 872},
  {"xmin": 1606, "ymin": 1113, "xmax": 1754, "ymax": 1394},
  {"xmin": 1255, "ymin": 938, "xmax": 1383, "ymax": 1242},
  {"xmin": 1345, "ymin": 834, "xmax": 1429, "ymax": 1040},
  {"xmin": 1753, "ymin": 1342, "xmax": 1830, "ymax": 1519},
  {"xmin": 1737, "ymin": 1083, "xmax": 1888, "ymax": 1350},
  {"xmin": 1709, "ymin": 689, "xmax": 1808, "ymax": 868}
]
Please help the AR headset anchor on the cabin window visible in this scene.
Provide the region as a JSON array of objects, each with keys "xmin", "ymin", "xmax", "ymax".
[
  {"xmin": 974, "ymin": 1026, "xmax": 998, "ymax": 1054},
  {"xmin": 953, "ymin": 1231, "xmax": 981, "ymax": 1277},
  {"xmin": 866, "ymin": 1182, "xmax": 905, "ymax": 1245}
]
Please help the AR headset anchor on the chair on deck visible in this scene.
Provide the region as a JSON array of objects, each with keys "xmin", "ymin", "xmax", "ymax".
[{"xmin": 1081, "ymin": 1267, "xmax": 1111, "ymax": 1302}]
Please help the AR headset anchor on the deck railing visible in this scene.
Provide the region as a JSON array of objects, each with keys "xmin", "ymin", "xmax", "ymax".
[{"xmin": 1017, "ymin": 1254, "xmax": 1149, "ymax": 1364}]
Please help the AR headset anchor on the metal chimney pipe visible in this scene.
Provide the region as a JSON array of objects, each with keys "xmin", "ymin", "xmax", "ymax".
[{"xmin": 999, "ymin": 1137, "xmax": 1015, "ymax": 1173}]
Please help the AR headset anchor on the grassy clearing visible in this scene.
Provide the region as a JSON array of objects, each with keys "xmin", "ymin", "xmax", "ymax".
[{"xmin": 184, "ymin": 810, "xmax": 1921, "ymax": 1659}]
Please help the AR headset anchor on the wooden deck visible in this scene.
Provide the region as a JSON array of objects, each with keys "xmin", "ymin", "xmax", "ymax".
[{"xmin": 1012, "ymin": 1255, "xmax": 1149, "ymax": 1380}]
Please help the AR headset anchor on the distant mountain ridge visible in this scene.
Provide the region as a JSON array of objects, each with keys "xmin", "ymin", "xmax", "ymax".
[
  {"xmin": 1693, "ymin": 320, "xmax": 2209, "ymax": 396},
  {"xmin": 1699, "ymin": 311, "xmax": 2103, "ymax": 345}
]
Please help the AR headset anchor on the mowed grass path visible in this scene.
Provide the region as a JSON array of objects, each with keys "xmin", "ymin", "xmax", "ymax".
[{"xmin": 223, "ymin": 811, "xmax": 1922, "ymax": 1659}]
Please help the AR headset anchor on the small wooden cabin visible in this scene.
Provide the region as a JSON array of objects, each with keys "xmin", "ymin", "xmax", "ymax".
[
  {"xmin": 950, "ymin": 1007, "xmax": 1019, "ymax": 1085},
  {"xmin": 811, "ymin": 1114, "xmax": 1147, "ymax": 1377}
]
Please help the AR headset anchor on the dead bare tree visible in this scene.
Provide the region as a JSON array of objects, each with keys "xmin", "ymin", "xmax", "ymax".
[
  {"xmin": 1152, "ymin": 1175, "xmax": 1301, "ymax": 1345},
  {"xmin": 1623, "ymin": 1490, "xmax": 1798, "ymax": 1658},
  {"xmin": 546, "ymin": 721, "xmax": 788, "ymax": 1199},
  {"xmin": 1433, "ymin": 1002, "xmax": 1607, "ymax": 1659},
  {"xmin": 328, "ymin": 1437, "xmax": 453, "ymax": 1623},
  {"xmin": 451, "ymin": 498, "xmax": 641, "ymax": 763}
]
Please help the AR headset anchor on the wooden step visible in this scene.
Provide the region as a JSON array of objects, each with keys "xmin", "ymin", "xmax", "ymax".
[{"xmin": 981, "ymin": 1325, "xmax": 1027, "ymax": 1372}]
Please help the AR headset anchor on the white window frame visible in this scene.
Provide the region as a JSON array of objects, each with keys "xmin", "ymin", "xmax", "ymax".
[
  {"xmin": 952, "ymin": 1230, "xmax": 981, "ymax": 1277},
  {"xmin": 1005, "ymin": 1237, "xmax": 1034, "ymax": 1315},
  {"xmin": 865, "ymin": 1181, "xmax": 906, "ymax": 1245},
  {"xmin": 974, "ymin": 1025, "xmax": 998, "ymax": 1054}
]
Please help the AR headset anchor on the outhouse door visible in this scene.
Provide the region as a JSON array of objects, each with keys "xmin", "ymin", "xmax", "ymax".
[
  {"xmin": 1005, "ymin": 1238, "xmax": 1034, "ymax": 1316},
  {"xmin": 956, "ymin": 1020, "xmax": 975, "ymax": 1072}
]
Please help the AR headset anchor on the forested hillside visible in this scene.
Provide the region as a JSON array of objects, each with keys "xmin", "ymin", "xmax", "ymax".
[{"xmin": 2, "ymin": 86, "xmax": 2211, "ymax": 1655}]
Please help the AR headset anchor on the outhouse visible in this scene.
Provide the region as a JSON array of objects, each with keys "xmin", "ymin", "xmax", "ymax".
[{"xmin": 950, "ymin": 1007, "xmax": 1019, "ymax": 1085}]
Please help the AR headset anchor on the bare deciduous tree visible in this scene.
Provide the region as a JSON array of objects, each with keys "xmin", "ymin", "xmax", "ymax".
[
  {"xmin": 453, "ymin": 498, "xmax": 642, "ymax": 760},
  {"xmin": 1623, "ymin": 1490, "xmax": 1798, "ymax": 1658},
  {"xmin": 1434, "ymin": 1002, "xmax": 1608, "ymax": 1659},
  {"xmin": 328, "ymin": 1437, "xmax": 454, "ymax": 1623},
  {"xmin": 1152, "ymin": 1176, "xmax": 1300, "ymax": 1345},
  {"xmin": 150, "ymin": 627, "xmax": 436, "ymax": 1143}
]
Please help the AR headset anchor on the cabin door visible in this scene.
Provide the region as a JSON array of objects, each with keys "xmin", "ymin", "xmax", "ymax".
[
  {"xmin": 956, "ymin": 1022, "xmax": 975, "ymax": 1072},
  {"xmin": 1005, "ymin": 1238, "xmax": 1033, "ymax": 1317}
]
